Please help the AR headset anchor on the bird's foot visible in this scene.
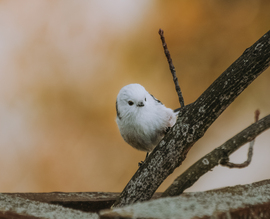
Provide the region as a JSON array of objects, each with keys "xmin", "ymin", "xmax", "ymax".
[
  {"xmin": 164, "ymin": 127, "xmax": 171, "ymax": 134},
  {"xmin": 138, "ymin": 152, "xmax": 149, "ymax": 167}
]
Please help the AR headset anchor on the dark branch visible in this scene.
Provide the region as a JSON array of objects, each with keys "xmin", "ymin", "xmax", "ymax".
[
  {"xmin": 113, "ymin": 30, "xmax": 270, "ymax": 207},
  {"xmin": 220, "ymin": 140, "xmax": 254, "ymax": 168},
  {"xmin": 162, "ymin": 113, "xmax": 270, "ymax": 197},
  {"xmin": 220, "ymin": 110, "xmax": 260, "ymax": 169},
  {"xmin": 158, "ymin": 29, "xmax": 185, "ymax": 108}
]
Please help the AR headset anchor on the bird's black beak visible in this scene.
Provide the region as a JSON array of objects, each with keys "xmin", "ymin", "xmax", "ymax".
[{"xmin": 137, "ymin": 102, "xmax": 144, "ymax": 107}]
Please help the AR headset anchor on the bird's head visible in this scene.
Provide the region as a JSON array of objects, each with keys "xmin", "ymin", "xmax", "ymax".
[{"xmin": 116, "ymin": 84, "xmax": 150, "ymax": 119}]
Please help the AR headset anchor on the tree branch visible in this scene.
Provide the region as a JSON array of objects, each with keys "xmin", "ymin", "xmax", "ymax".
[
  {"xmin": 158, "ymin": 29, "xmax": 185, "ymax": 108},
  {"xmin": 113, "ymin": 30, "xmax": 270, "ymax": 207},
  {"xmin": 220, "ymin": 140, "xmax": 254, "ymax": 168},
  {"xmin": 162, "ymin": 113, "xmax": 270, "ymax": 197},
  {"xmin": 219, "ymin": 109, "xmax": 260, "ymax": 169}
]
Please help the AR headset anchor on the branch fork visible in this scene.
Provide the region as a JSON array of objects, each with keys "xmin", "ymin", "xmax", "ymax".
[{"xmin": 113, "ymin": 29, "xmax": 270, "ymax": 207}]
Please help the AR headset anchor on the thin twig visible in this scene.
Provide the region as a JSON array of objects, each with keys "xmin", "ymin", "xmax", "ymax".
[
  {"xmin": 255, "ymin": 109, "xmax": 260, "ymax": 123},
  {"xmin": 158, "ymin": 29, "xmax": 184, "ymax": 108},
  {"xmin": 220, "ymin": 140, "xmax": 254, "ymax": 168},
  {"xmin": 220, "ymin": 110, "xmax": 260, "ymax": 168}
]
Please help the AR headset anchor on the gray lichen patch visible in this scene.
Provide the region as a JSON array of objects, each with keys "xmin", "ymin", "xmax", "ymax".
[
  {"xmin": 0, "ymin": 193, "xmax": 98, "ymax": 219},
  {"xmin": 198, "ymin": 105, "xmax": 206, "ymax": 113},
  {"xmin": 255, "ymin": 42, "xmax": 264, "ymax": 51},
  {"xmin": 202, "ymin": 158, "xmax": 210, "ymax": 165},
  {"xmin": 181, "ymin": 123, "xmax": 189, "ymax": 137},
  {"xmin": 101, "ymin": 181, "xmax": 270, "ymax": 219}
]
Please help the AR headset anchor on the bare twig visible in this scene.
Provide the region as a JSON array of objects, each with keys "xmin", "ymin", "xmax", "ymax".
[
  {"xmin": 255, "ymin": 109, "xmax": 260, "ymax": 123},
  {"xmin": 220, "ymin": 140, "xmax": 254, "ymax": 168},
  {"xmin": 162, "ymin": 113, "xmax": 269, "ymax": 198},
  {"xmin": 220, "ymin": 110, "xmax": 260, "ymax": 168},
  {"xmin": 158, "ymin": 29, "xmax": 184, "ymax": 108}
]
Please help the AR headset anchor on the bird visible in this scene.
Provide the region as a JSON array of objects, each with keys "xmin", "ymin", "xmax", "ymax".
[{"xmin": 116, "ymin": 83, "xmax": 179, "ymax": 154}]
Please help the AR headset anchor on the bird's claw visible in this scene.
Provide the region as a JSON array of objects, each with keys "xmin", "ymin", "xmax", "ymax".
[
  {"xmin": 138, "ymin": 152, "xmax": 149, "ymax": 167},
  {"xmin": 165, "ymin": 127, "xmax": 171, "ymax": 134}
]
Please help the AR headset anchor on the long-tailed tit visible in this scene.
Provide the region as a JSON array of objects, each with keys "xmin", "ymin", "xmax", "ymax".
[{"xmin": 116, "ymin": 83, "xmax": 179, "ymax": 153}]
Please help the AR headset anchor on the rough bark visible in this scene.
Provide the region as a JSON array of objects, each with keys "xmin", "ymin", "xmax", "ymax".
[
  {"xmin": 113, "ymin": 30, "xmax": 270, "ymax": 207},
  {"xmin": 162, "ymin": 114, "xmax": 270, "ymax": 197},
  {"xmin": 0, "ymin": 193, "xmax": 99, "ymax": 219},
  {"xmin": 102, "ymin": 179, "xmax": 270, "ymax": 219}
]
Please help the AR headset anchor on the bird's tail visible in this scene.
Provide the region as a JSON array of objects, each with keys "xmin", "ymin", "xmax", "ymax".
[{"xmin": 173, "ymin": 107, "xmax": 181, "ymax": 113}]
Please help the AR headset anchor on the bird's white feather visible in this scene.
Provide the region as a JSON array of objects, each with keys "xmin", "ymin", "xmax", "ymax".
[{"xmin": 116, "ymin": 84, "xmax": 178, "ymax": 152}]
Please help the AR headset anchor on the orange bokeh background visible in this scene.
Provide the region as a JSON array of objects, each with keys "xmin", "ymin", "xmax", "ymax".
[{"xmin": 0, "ymin": 1, "xmax": 269, "ymax": 192}]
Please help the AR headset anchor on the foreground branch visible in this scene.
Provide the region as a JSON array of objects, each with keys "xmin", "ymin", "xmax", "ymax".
[
  {"xmin": 162, "ymin": 113, "xmax": 270, "ymax": 197},
  {"xmin": 113, "ymin": 30, "xmax": 270, "ymax": 207},
  {"xmin": 103, "ymin": 179, "xmax": 270, "ymax": 219}
]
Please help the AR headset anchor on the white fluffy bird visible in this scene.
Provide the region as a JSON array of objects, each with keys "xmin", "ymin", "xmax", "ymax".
[{"xmin": 116, "ymin": 83, "xmax": 179, "ymax": 153}]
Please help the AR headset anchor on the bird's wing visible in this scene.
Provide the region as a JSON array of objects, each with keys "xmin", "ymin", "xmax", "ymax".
[
  {"xmin": 150, "ymin": 94, "xmax": 164, "ymax": 106},
  {"xmin": 116, "ymin": 100, "xmax": 121, "ymax": 119}
]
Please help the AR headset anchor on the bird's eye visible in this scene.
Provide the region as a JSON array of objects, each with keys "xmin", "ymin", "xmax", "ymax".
[{"xmin": 128, "ymin": 101, "xmax": 134, "ymax": 106}]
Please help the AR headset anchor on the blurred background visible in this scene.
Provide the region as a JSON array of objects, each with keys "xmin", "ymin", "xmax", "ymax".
[{"xmin": 0, "ymin": 0, "xmax": 269, "ymax": 193}]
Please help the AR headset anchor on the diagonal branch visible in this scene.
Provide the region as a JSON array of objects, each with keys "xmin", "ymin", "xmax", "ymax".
[
  {"xmin": 113, "ymin": 30, "xmax": 270, "ymax": 208},
  {"xmin": 162, "ymin": 113, "xmax": 270, "ymax": 197}
]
